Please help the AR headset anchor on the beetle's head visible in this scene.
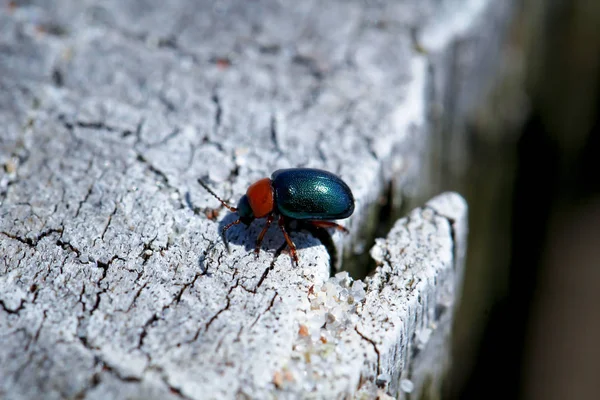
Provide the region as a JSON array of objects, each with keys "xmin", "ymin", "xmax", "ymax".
[{"xmin": 236, "ymin": 195, "xmax": 255, "ymax": 225}]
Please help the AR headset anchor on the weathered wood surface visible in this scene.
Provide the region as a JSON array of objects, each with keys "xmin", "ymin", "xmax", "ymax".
[
  {"xmin": 356, "ymin": 193, "xmax": 467, "ymax": 399},
  {"xmin": 1, "ymin": 0, "xmax": 507, "ymax": 398}
]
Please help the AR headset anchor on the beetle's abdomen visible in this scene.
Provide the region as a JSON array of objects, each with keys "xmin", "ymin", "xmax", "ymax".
[{"xmin": 271, "ymin": 168, "xmax": 354, "ymax": 220}]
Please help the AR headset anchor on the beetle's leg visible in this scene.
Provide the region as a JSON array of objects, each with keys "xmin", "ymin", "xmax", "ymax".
[
  {"xmin": 278, "ymin": 215, "xmax": 299, "ymax": 265},
  {"xmin": 255, "ymin": 214, "xmax": 274, "ymax": 258},
  {"xmin": 222, "ymin": 219, "xmax": 242, "ymax": 235},
  {"xmin": 308, "ymin": 220, "xmax": 349, "ymax": 233},
  {"xmin": 221, "ymin": 219, "xmax": 242, "ymax": 250}
]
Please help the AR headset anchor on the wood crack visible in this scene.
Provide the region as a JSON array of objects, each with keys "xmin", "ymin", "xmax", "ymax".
[
  {"xmin": 211, "ymin": 91, "xmax": 222, "ymax": 135},
  {"xmin": 0, "ymin": 228, "xmax": 64, "ymax": 247},
  {"xmin": 0, "ymin": 298, "xmax": 25, "ymax": 314},
  {"xmin": 355, "ymin": 326, "xmax": 381, "ymax": 376},
  {"xmin": 90, "ymin": 255, "xmax": 124, "ymax": 315}
]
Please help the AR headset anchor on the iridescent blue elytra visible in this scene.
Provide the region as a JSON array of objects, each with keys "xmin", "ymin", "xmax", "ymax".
[
  {"xmin": 198, "ymin": 167, "xmax": 354, "ymax": 265},
  {"xmin": 271, "ymin": 168, "xmax": 354, "ymax": 220}
]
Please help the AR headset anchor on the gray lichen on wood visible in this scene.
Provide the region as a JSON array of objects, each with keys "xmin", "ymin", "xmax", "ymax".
[{"xmin": 0, "ymin": 0, "xmax": 510, "ymax": 398}]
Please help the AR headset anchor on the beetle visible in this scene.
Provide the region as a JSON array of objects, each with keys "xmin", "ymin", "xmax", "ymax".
[{"xmin": 198, "ymin": 168, "xmax": 355, "ymax": 265}]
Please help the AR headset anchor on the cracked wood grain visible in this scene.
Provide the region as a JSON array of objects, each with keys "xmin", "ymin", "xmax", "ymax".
[{"xmin": 1, "ymin": 0, "xmax": 511, "ymax": 399}]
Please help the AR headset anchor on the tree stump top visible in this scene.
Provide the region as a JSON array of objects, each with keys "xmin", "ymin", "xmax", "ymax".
[{"xmin": 0, "ymin": 0, "xmax": 509, "ymax": 398}]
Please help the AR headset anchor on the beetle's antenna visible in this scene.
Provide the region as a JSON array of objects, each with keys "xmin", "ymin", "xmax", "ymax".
[{"xmin": 198, "ymin": 179, "xmax": 237, "ymax": 212}]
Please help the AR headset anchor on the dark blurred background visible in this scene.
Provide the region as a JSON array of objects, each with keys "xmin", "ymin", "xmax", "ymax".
[{"xmin": 446, "ymin": 0, "xmax": 600, "ymax": 399}]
